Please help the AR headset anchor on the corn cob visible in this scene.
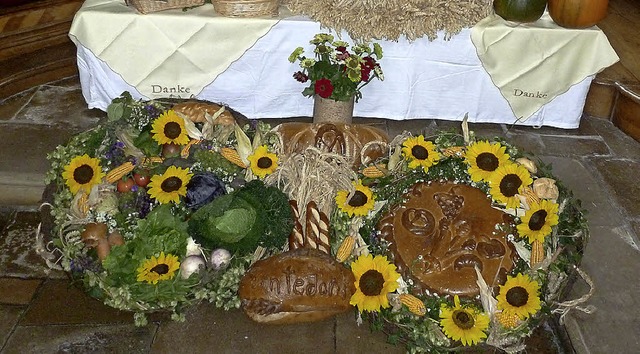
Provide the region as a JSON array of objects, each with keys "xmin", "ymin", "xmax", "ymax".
[
  {"xmin": 181, "ymin": 139, "xmax": 201, "ymax": 158},
  {"xmin": 105, "ymin": 162, "xmax": 134, "ymax": 183},
  {"xmin": 520, "ymin": 186, "xmax": 541, "ymax": 207},
  {"xmin": 140, "ymin": 157, "xmax": 164, "ymax": 167},
  {"xmin": 220, "ymin": 147, "xmax": 247, "ymax": 168},
  {"xmin": 530, "ymin": 240, "xmax": 545, "ymax": 267},
  {"xmin": 496, "ymin": 311, "xmax": 520, "ymax": 328},
  {"xmin": 399, "ymin": 294, "xmax": 426, "ymax": 316},
  {"xmin": 442, "ymin": 146, "xmax": 465, "ymax": 158},
  {"xmin": 335, "ymin": 236, "xmax": 356, "ymax": 262},
  {"xmin": 362, "ymin": 164, "xmax": 386, "ymax": 178}
]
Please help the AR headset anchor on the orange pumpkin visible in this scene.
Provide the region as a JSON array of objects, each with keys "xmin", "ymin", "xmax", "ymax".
[{"xmin": 548, "ymin": 0, "xmax": 609, "ymax": 28}]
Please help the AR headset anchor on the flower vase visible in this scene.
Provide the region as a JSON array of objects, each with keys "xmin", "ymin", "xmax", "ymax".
[{"xmin": 313, "ymin": 95, "xmax": 354, "ymax": 124}]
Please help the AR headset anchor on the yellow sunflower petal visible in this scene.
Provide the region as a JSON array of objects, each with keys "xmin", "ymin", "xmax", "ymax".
[
  {"xmin": 465, "ymin": 141, "xmax": 511, "ymax": 182},
  {"xmin": 488, "ymin": 163, "xmax": 533, "ymax": 209},
  {"xmin": 335, "ymin": 180, "xmax": 375, "ymax": 217},
  {"xmin": 517, "ymin": 199, "xmax": 560, "ymax": 243},
  {"xmin": 349, "ymin": 254, "xmax": 399, "ymax": 313}
]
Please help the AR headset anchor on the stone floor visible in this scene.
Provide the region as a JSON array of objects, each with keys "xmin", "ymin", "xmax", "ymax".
[{"xmin": 1, "ymin": 76, "xmax": 640, "ymax": 353}]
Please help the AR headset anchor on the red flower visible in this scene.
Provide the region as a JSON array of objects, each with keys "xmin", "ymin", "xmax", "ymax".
[
  {"xmin": 314, "ymin": 78, "xmax": 334, "ymax": 98},
  {"xmin": 363, "ymin": 56, "xmax": 376, "ymax": 70},
  {"xmin": 361, "ymin": 68, "xmax": 371, "ymax": 82}
]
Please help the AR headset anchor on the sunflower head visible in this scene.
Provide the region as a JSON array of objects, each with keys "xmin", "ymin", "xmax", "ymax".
[
  {"xmin": 401, "ymin": 135, "xmax": 440, "ymax": 170},
  {"xmin": 62, "ymin": 154, "xmax": 105, "ymax": 195},
  {"xmin": 151, "ymin": 110, "xmax": 190, "ymax": 146},
  {"xmin": 488, "ymin": 163, "xmax": 533, "ymax": 209},
  {"xmin": 497, "ymin": 273, "xmax": 541, "ymax": 319},
  {"xmin": 147, "ymin": 166, "xmax": 193, "ymax": 204},
  {"xmin": 465, "ymin": 141, "xmax": 511, "ymax": 182},
  {"xmin": 517, "ymin": 199, "xmax": 560, "ymax": 243},
  {"xmin": 136, "ymin": 252, "xmax": 180, "ymax": 284},
  {"xmin": 439, "ymin": 295, "xmax": 490, "ymax": 346},
  {"xmin": 335, "ymin": 180, "xmax": 375, "ymax": 217},
  {"xmin": 349, "ymin": 254, "xmax": 400, "ymax": 313},
  {"xmin": 247, "ymin": 145, "xmax": 278, "ymax": 178}
]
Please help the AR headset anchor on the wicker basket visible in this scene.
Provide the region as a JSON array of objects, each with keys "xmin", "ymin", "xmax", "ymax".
[
  {"xmin": 213, "ymin": 0, "xmax": 279, "ymax": 18},
  {"xmin": 126, "ymin": 0, "xmax": 206, "ymax": 14}
]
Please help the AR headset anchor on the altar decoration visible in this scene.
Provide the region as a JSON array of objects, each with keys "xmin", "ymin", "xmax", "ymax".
[
  {"xmin": 42, "ymin": 94, "xmax": 590, "ymax": 351},
  {"xmin": 286, "ymin": 0, "xmax": 492, "ymax": 41}
]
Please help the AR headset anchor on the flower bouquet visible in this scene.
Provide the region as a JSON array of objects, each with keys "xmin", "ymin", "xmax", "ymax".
[{"xmin": 289, "ymin": 33, "xmax": 384, "ymax": 102}]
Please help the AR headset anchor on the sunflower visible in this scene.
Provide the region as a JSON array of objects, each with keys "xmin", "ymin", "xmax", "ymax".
[
  {"xmin": 440, "ymin": 295, "xmax": 490, "ymax": 346},
  {"xmin": 465, "ymin": 141, "xmax": 512, "ymax": 182},
  {"xmin": 62, "ymin": 154, "xmax": 105, "ymax": 194},
  {"xmin": 247, "ymin": 145, "xmax": 278, "ymax": 178},
  {"xmin": 147, "ymin": 166, "xmax": 193, "ymax": 204},
  {"xmin": 335, "ymin": 180, "xmax": 375, "ymax": 217},
  {"xmin": 517, "ymin": 199, "xmax": 560, "ymax": 243},
  {"xmin": 497, "ymin": 273, "xmax": 541, "ymax": 319},
  {"xmin": 488, "ymin": 163, "xmax": 533, "ymax": 209},
  {"xmin": 401, "ymin": 135, "xmax": 440, "ymax": 170},
  {"xmin": 136, "ymin": 252, "xmax": 180, "ymax": 284},
  {"xmin": 350, "ymin": 254, "xmax": 400, "ymax": 312},
  {"xmin": 151, "ymin": 110, "xmax": 190, "ymax": 146}
]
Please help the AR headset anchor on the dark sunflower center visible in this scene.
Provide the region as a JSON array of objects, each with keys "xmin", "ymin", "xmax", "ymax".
[
  {"xmin": 476, "ymin": 152, "xmax": 499, "ymax": 172},
  {"xmin": 411, "ymin": 145, "xmax": 429, "ymax": 160},
  {"xmin": 499, "ymin": 174, "xmax": 523, "ymax": 197},
  {"xmin": 164, "ymin": 122, "xmax": 182, "ymax": 139},
  {"xmin": 161, "ymin": 176, "xmax": 183, "ymax": 193},
  {"xmin": 150, "ymin": 264, "xmax": 169, "ymax": 275},
  {"xmin": 348, "ymin": 191, "xmax": 368, "ymax": 207},
  {"xmin": 257, "ymin": 156, "xmax": 273, "ymax": 169},
  {"xmin": 506, "ymin": 286, "xmax": 529, "ymax": 307},
  {"xmin": 73, "ymin": 164, "xmax": 95, "ymax": 184},
  {"xmin": 452, "ymin": 309, "xmax": 475, "ymax": 330},
  {"xmin": 528, "ymin": 210, "xmax": 548, "ymax": 231},
  {"xmin": 359, "ymin": 269, "xmax": 385, "ymax": 296}
]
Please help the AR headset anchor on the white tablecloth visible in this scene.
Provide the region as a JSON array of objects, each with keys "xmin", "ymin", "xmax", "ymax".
[{"xmin": 72, "ymin": 4, "xmax": 604, "ymax": 129}]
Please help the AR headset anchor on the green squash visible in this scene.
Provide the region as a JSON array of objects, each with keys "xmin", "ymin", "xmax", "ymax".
[{"xmin": 494, "ymin": 0, "xmax": 548, "ymax": 23}]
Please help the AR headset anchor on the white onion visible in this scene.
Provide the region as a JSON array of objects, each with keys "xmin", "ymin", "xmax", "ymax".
[
  {"xmin": 210, "ymin": 248, "xmax": 231, "ymax": 270},
  {"xmin": 180, "ymin": 255, "xmax": 206, "ymax": 279}
]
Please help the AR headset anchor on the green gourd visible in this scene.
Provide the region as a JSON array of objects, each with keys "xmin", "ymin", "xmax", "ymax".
[{"xmin": 493, "ymin": 0, "xmax": 548, "ymax": 23}]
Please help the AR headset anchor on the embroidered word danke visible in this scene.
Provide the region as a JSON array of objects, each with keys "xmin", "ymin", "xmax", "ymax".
[
  {"xmin": 513, "ymin": 89, "xmax": 548, "ymax": 99},
  {"xmin": 151, "ymin": 85, "xmax": 191, "ymax": 94}
]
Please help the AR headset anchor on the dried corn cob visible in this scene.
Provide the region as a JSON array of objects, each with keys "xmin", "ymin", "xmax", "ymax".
[
  {"xmin": 336, "ymin": 236, "xmax": 356, "ymax": 262},
  {"xmin": 105, "ymin": 162, "xmax": 134, "ymax": 183},
  {"xmin": 399, "ymin": 294, "xmax": 426, "ymax": 316},
  {"xmin": 521, "ymin": 186, "xmax": 541, "ymax": 207},
  {"xmin": 496, "ymin": 311, "xmax": 520, "ymax": 328},
  {"xmin": 220, "ymin": 147, "xmax": 247, "ymax": 168},
  {"xmin": 442, "ymin": 146, "xmax": 465, "ymax": 158},
  {"xmin": 530, "ymin": 240, "xmax": 545, "ymax": 267},
  {"xmin": 362, "ymin": 164, "xmax": 386, "ymax": 178},
  {"xmin": 140, "ymin": 157, "xmax": 164, "ymax": 166},
  {"xmin": 181, "ymin": 139, "xmax": 201, "ymax": 158}
]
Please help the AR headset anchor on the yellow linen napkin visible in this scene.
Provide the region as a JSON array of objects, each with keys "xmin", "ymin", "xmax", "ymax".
[
  {"xmin": 471, "ymin": 12, "xmax": 619, "ymax": 121},
  {"xmin": 69, "ymin": 0, "xmax": 280, "ymax": 98}
]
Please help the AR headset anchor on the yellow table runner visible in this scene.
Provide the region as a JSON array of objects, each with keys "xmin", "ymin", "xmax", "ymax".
[
  {"xmin": 69, "ymin": 0, "xmax": 280, "ymax": 98},
  {"xmin": 471, "ymin": 13, "xmax": 619, "ymax": 121}
]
